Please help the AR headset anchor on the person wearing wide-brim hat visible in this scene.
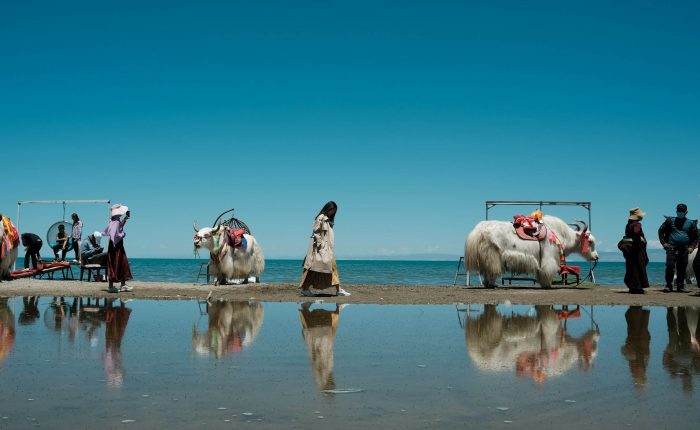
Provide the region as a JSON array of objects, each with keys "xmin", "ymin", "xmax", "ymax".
[
  {"xmin": 623, "ymin": 208, "xmax": 649, "ymax": 294},
  {"xmin": 101, "ymin": 204, "xmax": 133, "ymax": 293}
]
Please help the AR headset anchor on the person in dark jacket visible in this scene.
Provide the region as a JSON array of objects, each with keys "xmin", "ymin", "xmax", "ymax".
[
  {"xmin": 659, "ymin": 203, "xmax": 698, "ymax": 293},
  {"xmin": 20, "ymin": 233, "xmax": 43, "ymax": 270},
  {"xmin": 624, "ymin": 208, "xmax": 649, "ymax": 294}
]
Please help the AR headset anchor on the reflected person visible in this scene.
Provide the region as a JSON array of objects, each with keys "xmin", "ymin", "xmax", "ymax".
[
  {"xmin": 620, "ymin": 306, "xmax": 651, "ymax": 391},
  {"xmin": 18, "ymin": 296, "xmax": 41, "ymax": 325},
  {"xmin": 104, "ymin": 299, "xmax": 132, "ymax": 388},
  {"xmin": 663, "ymin": 307, "xmax": 700, "ymax": 393},
  {"xmin": 299, "ymin": 302, "xmax": 343, "ymax": 391},
  {"xmin": 192, "ymin": 300, "xmax": 264, "ymax": 360}
]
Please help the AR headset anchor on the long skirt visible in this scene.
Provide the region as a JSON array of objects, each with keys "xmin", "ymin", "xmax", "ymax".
[
  {"xmin": 624, "ymin": 248, "xmax": 649, "ymax": 291},
  {"xmin": 299, "ymin": 260, "xmax": 339, "ymax": 290},
  {"xmin": 107, "ymin": 240, "xmax": 132, "ymax": 283}
]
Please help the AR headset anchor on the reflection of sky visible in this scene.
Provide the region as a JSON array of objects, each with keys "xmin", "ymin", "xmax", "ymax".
[{"xmin": 0, "ymin": 298, "xmax": 699, "ymax": 428}]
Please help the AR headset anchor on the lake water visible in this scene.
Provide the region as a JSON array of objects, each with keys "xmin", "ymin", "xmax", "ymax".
[
  {"xmin": 127, "ymin": 259, "xmax": 678, "ymax": 287},
  {"xmin": 1, "ymin": 297, "xmax": 699, "ymax": 429}
]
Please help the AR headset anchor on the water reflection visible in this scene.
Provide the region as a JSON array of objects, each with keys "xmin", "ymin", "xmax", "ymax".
[
  {"xmin": 0, "ymin": 298, "xmax": 14, "ymax": 363},
  {"xmin": 38, "ymin": 297, "xmax": 131, "ymax": 388},
  {"xmin": 464, "ymin": 305, "xmax": 599, "ymax": 383},
  {"xmin": 104, "ymin": 299, "xmax": 131, "ymax": 388},
  {"xmin": 620, "ymin": 306, "xmax": 651, "ymax": 391},
  {"xmin": 19, "ymin": 296, "xmax": 41, "ymax": 325},
  {"xmin": 299, "ymin": 302, "xmax": 343, "ymax": 391},
  {"xmin": 664, "ymin": 307, "xmax": 700, "ymax": 393},
  {"xmin": 192, "ymin": 300, "xmax": 264, "ymax": 359}
]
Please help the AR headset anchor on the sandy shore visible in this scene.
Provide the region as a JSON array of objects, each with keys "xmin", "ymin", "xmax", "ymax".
[{"xmin": 2, "ymin": 278, "xmax": 700, "ymax": 306}]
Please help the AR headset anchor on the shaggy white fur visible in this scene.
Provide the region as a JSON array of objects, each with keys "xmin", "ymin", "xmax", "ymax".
[
  {"xmin": 0, "ymin": 219, "xmax": 19, "ymax": 279},
  {"xmin": 194, "ymin": 227, "xmax": 265, "ymax": 285},
  {"xmin": 465, "ymin": 215, "xmax": 598, "ymax": 288}
]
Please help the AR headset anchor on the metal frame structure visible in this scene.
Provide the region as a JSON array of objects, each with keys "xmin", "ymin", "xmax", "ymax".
[
  {"xmin": 485, "ymin": 201, "xmax": 591, "ymax": 227},
  {"xmin": 14, "ymin": 199, "xmax": 111, "ymax": 270},
  {"xmin": 457, "ymin": 200, "xmax": 594, "ymax": 286}
]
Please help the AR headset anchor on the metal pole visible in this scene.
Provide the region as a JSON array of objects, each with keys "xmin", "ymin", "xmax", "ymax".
[{"xmin": 14, "ymin": 202, "xmax": 21, "ymax": 271}]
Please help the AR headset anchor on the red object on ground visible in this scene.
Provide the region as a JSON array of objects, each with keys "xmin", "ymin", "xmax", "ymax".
[{"xmin": 9, "ymin": 269, "xmax": 36, "ymax": 279}]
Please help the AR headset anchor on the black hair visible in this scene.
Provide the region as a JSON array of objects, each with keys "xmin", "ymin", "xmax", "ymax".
[
  {"xmin": 72, "ymin": 213, "xmax": 80, "ymax": 222},
  {"xmin": 677, "ymin": 203, "xmax": 688, "ymax": 212},
  {"xmin": 317, "ymin": 201, "xmax": 338, "ymax": 226},
  {"xmin": 58, "ymin": 224, "xmax": 65, "ymax": 230}
]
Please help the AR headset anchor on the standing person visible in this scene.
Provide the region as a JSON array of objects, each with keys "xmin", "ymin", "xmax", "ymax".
[
  {"xmin": 300, "ymin": 201, "xmax": 350, "ymax": 297},
  {"xmin": 102, "ymin": 204, "xmax": 132, "ymax": 293},
  {"xmin": 20, "ymin": 232, "xmax": 43, "ymax": 270},
  {"xmin": 659, "ymin": 203, "xmax": 698, "ymax": 293},
  {"xmin": 623, "ymin": 208, "xmax": 649, "ymax": 294},
  {"xmin": 70, "ymin": 213, "xmax": 83, "ymax": 262},
  {"xmin": 52, "ymin": 224, "xmax": 69, "ymax": 261}
]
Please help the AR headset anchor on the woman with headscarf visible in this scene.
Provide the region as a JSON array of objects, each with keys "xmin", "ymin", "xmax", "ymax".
[
  {"xmin": 102, "ymin": 204, "xmax": 132, "ymax": 293},
  {"xmin": 300, "ymin": 201, "xmax": 350, "ymax": 297},
  {"xmin": 622, "ymin": 208, "xmax": 649, "ymax": 294}
]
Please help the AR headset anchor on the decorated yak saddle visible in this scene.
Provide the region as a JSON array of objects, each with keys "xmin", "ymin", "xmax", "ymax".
[
  {"xmin": 512, "ymin": 210, "xmax": 547, "ymax": 241},
  {"xmin": 223, "ymin": 226, "xmax": 246, "ymax": 249}
]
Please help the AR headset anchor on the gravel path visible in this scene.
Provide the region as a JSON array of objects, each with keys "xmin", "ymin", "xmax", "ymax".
[{"xmin": 2, "ymin": 278, "xmax": 700, "ymax": 306}]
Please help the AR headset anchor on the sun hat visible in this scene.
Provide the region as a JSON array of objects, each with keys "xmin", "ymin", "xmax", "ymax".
[
  {"xmin": 628, "ymin": 207, "xmax": 645, "ymax": 221},
  {"xmin": 110, "ymin": 204, "xmax": 129, "ymax": 217}
]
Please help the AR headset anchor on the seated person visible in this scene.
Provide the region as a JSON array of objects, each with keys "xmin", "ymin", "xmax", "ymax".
[
  {"xmin": 79, "ymin": 231, "xmax": 107, "ymax": 265},
  {"xmin": 52, "ymin": 224, "xmax": 70, "ymax": 261},
  {"xmin": 20, "ymin": 232, "xmax": 43, "ymax": 270}
]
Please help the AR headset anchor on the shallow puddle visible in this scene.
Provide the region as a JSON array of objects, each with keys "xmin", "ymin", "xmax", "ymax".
[{"xmin": 0, "ymin": 297, "xmax": 699, "ymax": 429}]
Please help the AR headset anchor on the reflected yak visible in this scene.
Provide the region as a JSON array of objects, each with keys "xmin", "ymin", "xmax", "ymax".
[
  {"xmin": 192, "ymin": 300, "xmax": 264, "ymax": 360},
  {"xmin": 464, "ymin": 305, "xmax": 599, "ymax": 383}
]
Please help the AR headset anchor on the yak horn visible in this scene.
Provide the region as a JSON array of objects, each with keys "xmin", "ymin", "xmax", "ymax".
[
  {"xmin": 574, "ymin": 219, "xmax": 588, "ymax": 233},
  {"xmin": 193, "ymin": 222, "xmax": 199, "ymax": 233}
]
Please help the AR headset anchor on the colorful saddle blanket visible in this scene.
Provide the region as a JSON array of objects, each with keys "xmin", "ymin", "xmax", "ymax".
[
  {"xmin": 1, "ymin": 216, "xmax": 19, "ymax": 260},
  {"xmin": 513, "ymin": 215, "xmax": 548, "ymax": 241},
  {"xmin": 223, "ymin": 227, "xmax": 246, "ymax": 248}
]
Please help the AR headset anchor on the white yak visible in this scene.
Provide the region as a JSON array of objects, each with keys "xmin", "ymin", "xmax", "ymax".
[
  {"xmin": 193, "ymin": 223, "xmax": 265, "ymax": 285},
  {"xmin": 0, "ymin": 216, "xmax": 19, "ymax": 280},
  {"xmin": 465, "ymin": 215, "xmax": 599, "ymax": 288}
]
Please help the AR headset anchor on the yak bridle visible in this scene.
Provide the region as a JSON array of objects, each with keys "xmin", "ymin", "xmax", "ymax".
[
  {"xmin": 574, "ymin": 219, "xmax": 591, "ymax": 255},
  {"xmin": 193, "ymin": 222, "xmax": 223, "ymax": 253}
]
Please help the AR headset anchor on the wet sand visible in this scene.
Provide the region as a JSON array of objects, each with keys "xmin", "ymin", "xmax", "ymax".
[{"xmin": 2, "ymin": 278, "xmax": 699, "ymax": 306}]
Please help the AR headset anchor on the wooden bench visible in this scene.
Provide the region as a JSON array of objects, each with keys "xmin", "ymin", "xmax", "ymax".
[{"xmin": 80, "ymin": 264, "xmax": 107, "ymax": 282}]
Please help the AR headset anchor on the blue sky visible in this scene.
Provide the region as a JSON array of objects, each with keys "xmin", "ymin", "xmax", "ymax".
[{"xmin": 2, "ymin": 0, "xmax": 698, "ymax": 259}]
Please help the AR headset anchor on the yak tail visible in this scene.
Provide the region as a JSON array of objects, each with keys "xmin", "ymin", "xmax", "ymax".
[
  {"xmin": 465, "ymin": 225, "xmax": 502, "ymax": 283},
  {"xmin": 250, "ymin": 237, "xmax": 265, "ymax": 276},
  {"xmin": 465, "ymin": 228, "xmax": 481, "ymax": 271}
]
